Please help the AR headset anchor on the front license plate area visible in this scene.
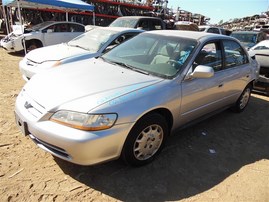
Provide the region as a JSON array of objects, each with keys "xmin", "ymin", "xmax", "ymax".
[{"xmin": 15, "ymin": 112, "xmax": 29, "ymax": 136}]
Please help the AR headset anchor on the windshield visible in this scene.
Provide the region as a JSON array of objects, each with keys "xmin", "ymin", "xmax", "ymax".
[
  {"xmin": 67, "ymin": 28, "xmax": 118, "ymax": 52},
  {"xmin": 30, "ymin": 21, "xmax": 55, "ymax": 31},
  {"xmin": 109, "ymin": 18, "xmax": 137, "ymax": 28},
  {"xmin": 231, "ymin": 33, "xmax": 257, "ymax": 43},
  {"xmin": 102, "ymin": 32, "xmax": 197, "ymax": 78}
]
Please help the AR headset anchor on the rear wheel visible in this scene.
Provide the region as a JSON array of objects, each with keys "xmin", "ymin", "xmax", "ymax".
[
  {"xmin": 121, "ymin": 113, "xmax": 168, "ymax": 166},
  {"xmin": 232, "ymin": 84, "xmax": 252, "ymax": 112}
]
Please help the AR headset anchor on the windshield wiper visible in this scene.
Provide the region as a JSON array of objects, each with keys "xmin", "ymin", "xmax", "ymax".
[
  {"xmin": 113, "ymin": 61, "xmax": 149, "ymax": 75},
  {"xmin": 68, "ymin": 44, "xmax": 89, "ymax": 51},
  {"xmin": 99, "ymin": 57, "xmax": 149, "ymax": 75}
]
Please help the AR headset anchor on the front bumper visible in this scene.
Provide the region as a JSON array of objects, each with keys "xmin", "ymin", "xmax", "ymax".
[
  {"xmin": 19, "ymin": 59, "xmax": 38, "ymax": 81},
  {"xmin": 14, "ymin": 91, "xmax": 134, "ymax": 165},
  {"xmin": 0, "ymin": 36, "xmax": 24, "ymax": 52}
]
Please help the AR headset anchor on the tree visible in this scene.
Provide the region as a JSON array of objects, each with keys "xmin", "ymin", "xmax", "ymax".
[{"xmin": 218, "ymin": 20, "xmax": 223, "ymax": 25}]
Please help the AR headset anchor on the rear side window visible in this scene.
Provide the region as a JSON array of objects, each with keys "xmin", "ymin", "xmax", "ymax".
[
  {"xmin": 54, "ymin": 24, "xmax": 68, "ymax": 32},
  {"xmin": 137, "ymin": 19, "xmax": 163, "ymax": 30},
  {"xmin": 223, "ymin": 40, "xmax": 248, "ymax": 69},
  {"xmin": 138, "ymin": 20, "xmax": 150, "ymax": 30},
  {"xmin": 207, "ymin": 28, "xmax": 220, "ymax": 34},
  {"xmin": 152, "ymin": 20, "xmax": 163, "ymax": 30},
  {"xmin": 257, "ymin": 33, "xmax": 267, "ymax": 42},
  {"xmin": 69, "ymin": 24, "xmax": 85, "ymax": 32}
]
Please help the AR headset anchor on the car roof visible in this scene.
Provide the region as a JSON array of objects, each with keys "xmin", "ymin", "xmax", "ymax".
[
  {"xmin": 93, "ymin": 26, "xmax": 144, "ymax": 33},
  {"xmin": 144, "ymin": 30, "xmax": 232, "ymax": 40},
  {"xmin": 51, "ymin": 21, "xmax": 84, "ymax": 25},
  {"xmin": 114, "ymin": 16, "xmax": 162, "ymax": 20},
  {"xmin": 33, "ymin": 21, "xmax": 84, "ymax": 30},
  {"xmin": 231, "ymin": 31, "xmax": 261, "ymax": 34}
]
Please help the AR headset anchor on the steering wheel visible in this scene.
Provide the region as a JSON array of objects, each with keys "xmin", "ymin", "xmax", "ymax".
[
  {"xmin": 167, "ymin": 59, "xmax": 183, "ymax": 70},
  {"xmin": 167, "ymin": 59, "xmax": 178, "ymax": 65}
]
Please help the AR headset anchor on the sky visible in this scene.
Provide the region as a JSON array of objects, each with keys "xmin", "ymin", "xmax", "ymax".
[{"xmin": 167, "ymin": 0, "xmax": 269, "ymax": 24}]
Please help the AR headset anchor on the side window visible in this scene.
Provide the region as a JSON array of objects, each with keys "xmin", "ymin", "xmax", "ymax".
[
  {"xmin": 208, "ymin": 28, "xmax": 220, "ymax": 34},
  {"xmin": 257, "ymin": 33, "xmax": 266, "ymax": 42},
  {"xmin": 69, "ymin": 24, "xmax": 85, "ymax": 32},
  {"xmin": 220, "ymin": 29, "xmax": 226, "ymax": 35},
  {"xmin": 223, "ymin": 40, "xmax": 248, "ymax": 69},
  {"xmin": 138, "ymin": 20, "xmax": 149, "ymax": 30},
  {"xmin": 54, "ymin": 24, "xmax": 68, "ymax": 32},
  {"xmin": 193, "ymin": 42, "xmax": 223, "ymax": 71},
  {"xmin": 44, "ymin": 25, "xmax": 55, "ymax": 32},
  {"xmin": 152, "ymin": 20, "xmax": 162, "ymax": 30}
]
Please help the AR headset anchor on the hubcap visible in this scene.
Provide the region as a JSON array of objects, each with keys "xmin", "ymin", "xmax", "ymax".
[
  {"xmin": 133, "ymin": 124, "xmax": 163, "ymax": 160},
  {"xmin": 240, "ymin": 88, "xmax": 250, "ymax": 109}
]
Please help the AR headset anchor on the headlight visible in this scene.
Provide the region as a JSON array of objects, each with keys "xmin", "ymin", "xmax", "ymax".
[{"xmin": 50, "ymin": 111, "xmax": 117, "ymax": 131}]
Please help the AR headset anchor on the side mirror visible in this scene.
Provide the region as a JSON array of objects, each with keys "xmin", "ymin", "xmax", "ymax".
[{"xmin": 190, "ymin": 65, "xmax": 214, "ymax": 78}]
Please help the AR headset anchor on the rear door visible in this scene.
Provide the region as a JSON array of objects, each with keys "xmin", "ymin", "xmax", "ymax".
[{"xmin": 219, "ymin": 39, "xmax": 251, "ymax": 101}]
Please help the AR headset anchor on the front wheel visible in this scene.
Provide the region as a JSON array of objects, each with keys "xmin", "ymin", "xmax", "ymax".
[
  {"xmin": 26, "ymin": 40, "xmax": 42, "ymax": 52},
  {"xmin": 231, "ymin": 84, "xmax": 252, "ymax": 113},
  {"xmin": 121, "ymin": 113, "xmax": 168, "ymax": 166}
]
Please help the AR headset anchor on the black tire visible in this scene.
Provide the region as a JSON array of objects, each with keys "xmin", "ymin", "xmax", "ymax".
[
  {"xmin": 232, "ymin": 84, "xmax": 252, "ymax": 113},
  {"xmin": 121, "ymin": 113, "xmax": 168, "ymax": 166}
]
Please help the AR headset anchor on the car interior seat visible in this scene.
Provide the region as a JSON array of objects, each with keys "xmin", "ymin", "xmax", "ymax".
[{"xmin": 151, "ymin": 44, "xmax": 174, "ymax": 64}]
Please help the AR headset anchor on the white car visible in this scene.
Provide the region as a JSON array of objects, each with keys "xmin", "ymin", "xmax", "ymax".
[
  {"xmin": 0, "ymin": 21, "xmax": 85, "ymax": 52},
  {"xmin": 199, "ymin": 25, "xmax": 231, "ymax": 35},
  {"xmin": 249, "ymin": 39, "xmax": 269, "ymax": 51},
  {"xmin": 19, "ymin": 27, "xmax": 144, "ymax": 81},
  {"xmin": 249, "ymin": 40, "xmax": 269, "ymax": 94}
]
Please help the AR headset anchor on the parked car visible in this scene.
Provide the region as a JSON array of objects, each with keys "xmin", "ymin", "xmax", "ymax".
[
  {"xmin": 230, "ymin": 31, "xmax": 267, "ymax": 50},
  {"xmin": 249, "ymin": 40, "xmax": 269, "ymax": 95},
  {"xmin": 15, "ymin": 30, "xmax": 259, "ymax": 167},
  {"xmin": 109, "ymin": 16, "xmax": 165, "ymax": 31},
  {"xmin": 175, "ymin": 21, "xmax": 199, "ymax": 31},
  {"xmin": 0, "ymin": 21, "xmax": 85, "ymax": 52},
  {"xmin": 19, "ymin": 27, "xmax": 144, "ymax": 81},
  {"xmin": 199, "ymin": 25, "xmax": 231, "ymax": 35}
]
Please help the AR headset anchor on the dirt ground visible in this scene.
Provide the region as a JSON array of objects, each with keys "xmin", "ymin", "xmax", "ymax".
[{"xmin": 1, "ymin": 44, "xmax": 269, "ymax": 202}]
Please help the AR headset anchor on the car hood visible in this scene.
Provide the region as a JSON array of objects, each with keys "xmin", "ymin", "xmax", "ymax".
[
  {"xmin": 26, "ymin": 44, "xmax": 89, "ymax": 63},
  {"xmin": 23, "ymin": 58, "xmax": 163, "ymax": 112}
]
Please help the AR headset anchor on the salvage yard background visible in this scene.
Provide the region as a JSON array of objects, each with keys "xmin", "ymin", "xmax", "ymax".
[{"xmin": 0, "ymin": 44, "xmax": 269, "ymax": 201}]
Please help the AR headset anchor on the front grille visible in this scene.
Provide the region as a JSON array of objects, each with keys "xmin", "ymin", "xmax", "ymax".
[{"xmin": 21, "ymin": 90, "xmax": 45, "ymax": 119}]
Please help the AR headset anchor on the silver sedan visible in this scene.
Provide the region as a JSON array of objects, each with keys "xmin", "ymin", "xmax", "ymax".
[{"xmin": 15, "ymin": 30, "xmax": 260, "ymax": 166}]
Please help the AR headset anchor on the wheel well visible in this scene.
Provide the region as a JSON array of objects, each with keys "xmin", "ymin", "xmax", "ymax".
[
  {"xmin": 249, "ymin": 80, "xmax": 255, "ymax": 89},
  {"xmin": 25, "ymin": 39, "xmax": 43, "ymax": 48},
  {"xmin": 140, "ymin": 108, "xmax": 173, "ymax": 134}
]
